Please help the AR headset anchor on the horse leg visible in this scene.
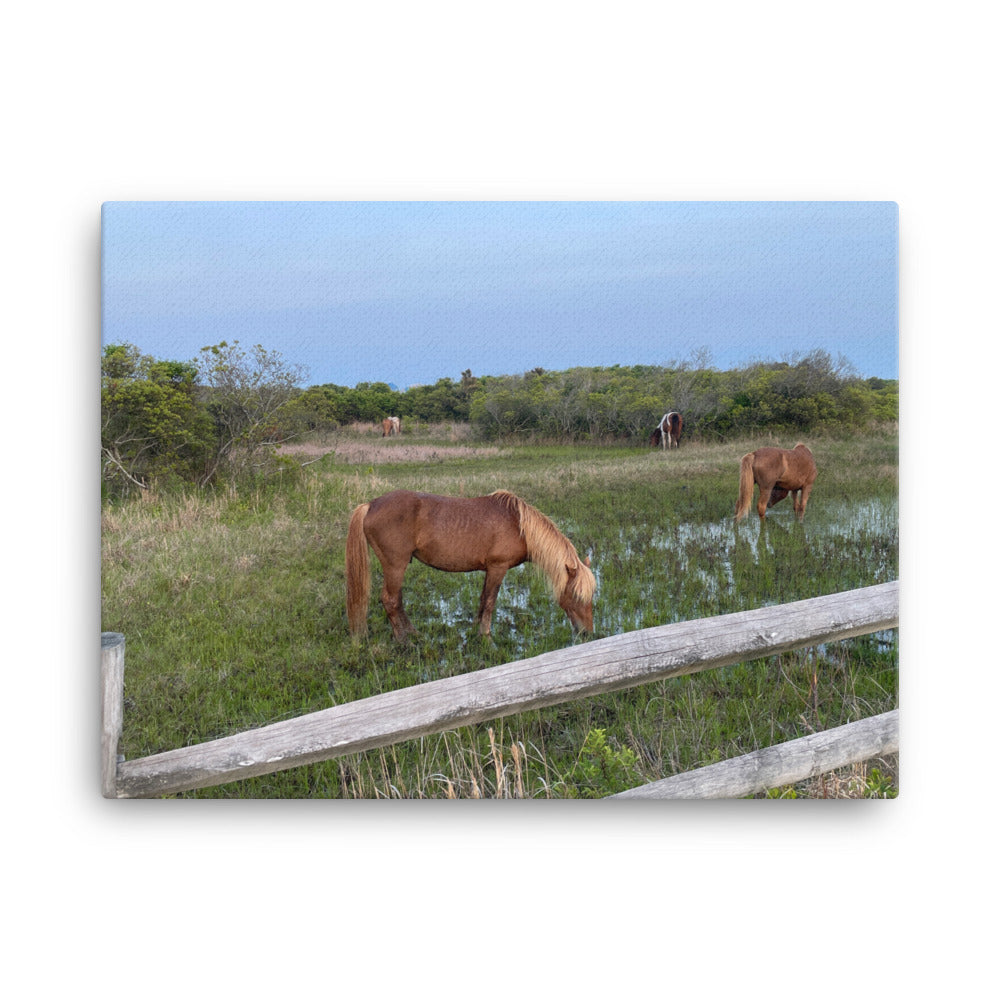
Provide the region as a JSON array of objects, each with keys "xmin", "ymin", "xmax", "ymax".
[
  {"xmin": 379, "ymin": 563, "xmax": 418, "ymax": 641},
  {"xmin": 756, "ymin": 478, "xmax": 774, "ymax": 521},
  {"xmin": 476, "ymin": 566, "xmax": 508, "ymax": 636},
  {"xmin": 796, "ymin": 483, "xmax": 814, "ymax": 520}
]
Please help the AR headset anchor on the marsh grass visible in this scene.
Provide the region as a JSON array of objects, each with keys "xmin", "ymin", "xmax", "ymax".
[{"xmin": 101, "ymin": 426, "xmax": 898, "ymax": 797}]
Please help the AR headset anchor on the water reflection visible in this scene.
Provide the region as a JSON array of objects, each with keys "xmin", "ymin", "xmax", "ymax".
[{"xmin": 406, "ymin": 494, "xmax": 898, "ymax": 658}]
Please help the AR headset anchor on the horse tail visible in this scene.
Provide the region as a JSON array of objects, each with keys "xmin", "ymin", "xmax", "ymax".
[
  {"xmin": 669, "ymin": 412, "xmax": 682, "ymax": 445},
  {"xmin": 345, "ymin": 502, "xmax": 372, "ymax": 637},
  {"xmin": 734, "ymin": 452, "xmax": 755, "ymax": 522}
]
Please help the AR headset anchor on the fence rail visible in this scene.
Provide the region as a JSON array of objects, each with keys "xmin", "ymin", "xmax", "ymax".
[
  {"xmin": 610, "ymin": 710, "xmax": 899, "ymax": 798},
  {"xmin": 101, "ymin": 580, "xmax": 898, "ymax": 799}
]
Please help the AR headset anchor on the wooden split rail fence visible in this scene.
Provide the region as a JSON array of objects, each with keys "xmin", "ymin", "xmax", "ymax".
[{"xmin": 101, "ymin": 581, "xmax": 899, "ymax": 799}]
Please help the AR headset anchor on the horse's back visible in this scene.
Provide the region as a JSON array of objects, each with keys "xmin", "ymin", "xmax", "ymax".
[
  {"xmin": 365, "ymin": 490, "xmax": 525, "ymax": 571},
  {"xmin": 753, "ymin": 444, "xmax": 816, "ymax": 487},
  {"xmin": 368, "ymin": 490, "xmax": 509, "ymax": 525}
]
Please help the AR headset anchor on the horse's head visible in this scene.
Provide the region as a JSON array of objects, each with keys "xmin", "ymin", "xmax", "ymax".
[{"xmin": 558, "ymin": 555, "xmax": 594, "ymax": 634}]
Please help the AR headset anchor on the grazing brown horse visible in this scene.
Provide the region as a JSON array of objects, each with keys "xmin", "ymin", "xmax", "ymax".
[
  {"xmin": 734, "ymin": 443, "xmax": 817, "ymax": 522},
  {"xmin": 650, "ymin": 411, "xmax": 682, "ymax": 449},
  {"xmin": 346, "ymin": 489, "xmax": 595, "ymax": 641},
  {"xmin": 381, "ymin": 416, "xmax": 401, "ymax": 437}
]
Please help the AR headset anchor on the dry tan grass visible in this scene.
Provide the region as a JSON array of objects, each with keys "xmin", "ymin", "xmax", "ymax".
[
  {"xmin": 801, "ymin": 754, "xmax": 898, "ymax": 798},
  {"xmin": 335, "ymin": 726, "xmax": 555, "ymax": 798},
  {"xmin": 278, "ymin": 438, "xmax": 502, "ymax": 466},
  {"xmin": 758, "ymin": 754, "xmax": 899, "ymax": 799},
  {"xmin": 101, "ymin": 489, "xmax": 322, "ymax": 614}
]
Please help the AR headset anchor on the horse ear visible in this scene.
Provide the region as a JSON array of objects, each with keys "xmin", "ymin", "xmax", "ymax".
[{"xmin": 584, "ymin": 555, "xmax": 591, "ymax": 567}]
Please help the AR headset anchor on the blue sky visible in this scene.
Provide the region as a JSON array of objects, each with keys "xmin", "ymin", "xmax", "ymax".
[{"xmin": 101, "ymin": 201, "xmax": 898, "ymax": 387}]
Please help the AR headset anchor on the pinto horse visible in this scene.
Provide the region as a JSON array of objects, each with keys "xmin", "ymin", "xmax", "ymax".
[
  {"xmin": 734, "ymin": 443, "xmax": 817, "ymax": 523},
  {"xmin": 346, "ymin": 489, "xmax": 595, "ymax": 641},
  {"xmin": 381, "ymin": 416, "xmax": 401, "ymax": 437},
  {"xmin": 650, "ymin": 411, "xmax": 682, "ymax": 449}
]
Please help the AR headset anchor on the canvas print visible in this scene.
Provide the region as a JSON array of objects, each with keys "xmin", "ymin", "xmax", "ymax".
[{"xmin": 100, "ymin": 201, "xmax": 899, "ymax": 799}]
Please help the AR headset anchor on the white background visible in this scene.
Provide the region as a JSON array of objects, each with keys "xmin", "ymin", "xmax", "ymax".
[{"xmin": 6, "ymin": 2, "xmax": 995, "ymax": 995}]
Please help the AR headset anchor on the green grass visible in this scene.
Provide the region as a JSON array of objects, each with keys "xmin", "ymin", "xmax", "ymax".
[{"xmin": 101, "ymin": 426, "xmax": 899, "ymax": 798}]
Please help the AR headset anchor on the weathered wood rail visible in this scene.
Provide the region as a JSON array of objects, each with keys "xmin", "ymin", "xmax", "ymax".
[
  {"xmin": 609, "ymin": 710, "xmax": 899, "ymax": 798},
  {"xmin": 101, "ymin": 581, "xmax": 898, "ymax": 799}
]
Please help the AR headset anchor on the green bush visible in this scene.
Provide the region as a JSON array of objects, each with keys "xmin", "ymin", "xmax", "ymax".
[{"xmin": 567, "ymin": 728, "xmax": 642, "ymax": 798}]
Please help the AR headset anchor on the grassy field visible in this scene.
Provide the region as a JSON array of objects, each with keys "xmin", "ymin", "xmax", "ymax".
[{"xmin": 100, "ymin": 424, "xmax": 899, "ymax": 798}]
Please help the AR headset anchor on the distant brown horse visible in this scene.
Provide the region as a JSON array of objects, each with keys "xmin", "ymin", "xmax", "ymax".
[
  {"xmin": 734, "ymin": 443, "xmax": 817, "ymax": 522},
  {"xmin": 346, "ymin": 489, "xmax": 595, "ymax": 641},
  {"xmin": 381, "ymin": 416, "xmax": 401, "ymax": 437},
  {"xmin": 650, "ymin": 411, "xmax": 682, "ymax": 449}
]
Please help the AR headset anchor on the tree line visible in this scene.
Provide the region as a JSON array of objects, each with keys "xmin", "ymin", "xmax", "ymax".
[
  {"xmin": 290, "ymin": 349, "xmax": 897, "ymax": 439},
  {"xmin": 102, "ymin": 341, "xmax": 898, "ymax": 497}
]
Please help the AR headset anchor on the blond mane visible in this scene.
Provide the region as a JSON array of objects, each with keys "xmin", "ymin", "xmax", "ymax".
[{"xmin": 489, "ymin": 491, "xmax": 596, "ymax": 602}]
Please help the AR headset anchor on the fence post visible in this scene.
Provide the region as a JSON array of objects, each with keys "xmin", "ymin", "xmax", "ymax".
[{"xmin": 101, "ymin": 633, "xmax": 125, "ymax": 798}]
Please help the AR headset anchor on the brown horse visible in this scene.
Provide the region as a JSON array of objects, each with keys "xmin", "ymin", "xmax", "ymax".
[
  {"xmin": 346, "ymin": 489, "xmax": 595, "ymax": 641},
  {"xmin": 381, "ymin": 416, "xmax": 400, "ymax": 437},
  {"xmin": 650, "ymin": 411, "xmax": 682, "ymax": 449},
  {"xmin": 734, "ymin": 443, "xmax": 817, "ymax": 522}
]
